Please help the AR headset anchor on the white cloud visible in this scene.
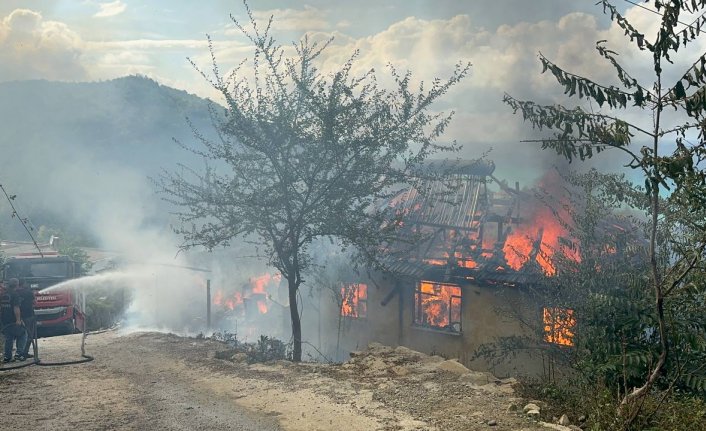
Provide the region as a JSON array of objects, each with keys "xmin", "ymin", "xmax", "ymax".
[
  {"xmin": 336, "ymin": 20, "xmax": 351, "ymax": 29},
  {"xmin": 94, "ymin": 1, "xmax": 127, "ymax": 18},
  {"xmin": 247, "ymin": 5, "xmax": 329, "ymax": 32},
  {"xmin": 86, "ymin": 39, "xmax": 211, "ymax": 50},
  {"xmin": 0, "ymin": 9, "xmax": 88, "ymax": 81}
]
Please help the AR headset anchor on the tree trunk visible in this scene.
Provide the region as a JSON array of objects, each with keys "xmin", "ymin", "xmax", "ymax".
[{"xmin": 288, "ymin": 275, "xmax": 302, "ymax": 362}]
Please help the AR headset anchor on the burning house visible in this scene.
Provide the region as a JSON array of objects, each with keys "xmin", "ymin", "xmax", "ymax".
[{"xmin": 316, "ymin": 159, "xmax": 577, "ymax": 376}]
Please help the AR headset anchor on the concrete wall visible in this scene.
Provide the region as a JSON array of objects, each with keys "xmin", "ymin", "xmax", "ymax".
[{"xmin": 309, "ymin": 274, "xmax": 549, "ymax": 378}]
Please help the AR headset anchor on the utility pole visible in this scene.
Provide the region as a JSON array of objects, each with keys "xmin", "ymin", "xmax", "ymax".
[{"xmin": 206, "ymin": 279, "xmax": 211, "ymax": 328}]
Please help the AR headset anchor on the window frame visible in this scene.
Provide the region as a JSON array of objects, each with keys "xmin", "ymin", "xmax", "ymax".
[
  {"xmin": 340, "ymin": 283, "xmax": 368, "ymax": 319},
  {"xmin": 413, "ymin": 280, "xmax": 463, "ymax": 333},
  {"xmin": 542, "ymin": 307, "xmax": 576, "ymax": 346}
]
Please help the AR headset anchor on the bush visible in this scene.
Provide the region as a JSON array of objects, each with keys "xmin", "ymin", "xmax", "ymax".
[
  {"xmin": 515, "ymin": 378, "xmax": 706, "ymax": 431},
  {"xmin": 211, "ymin": 332, "xmax": 290, "ymax": 363},
  {"xmin": 84, "ymin": 287, "xmax": 129, "ymax": 331}
]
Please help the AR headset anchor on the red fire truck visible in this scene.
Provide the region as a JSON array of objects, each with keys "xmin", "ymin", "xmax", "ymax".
[{"xmin": 1, "ymin": 252, "xmax": 85, "ymax": 334}]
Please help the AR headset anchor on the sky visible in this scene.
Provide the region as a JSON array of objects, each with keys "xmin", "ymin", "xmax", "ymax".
[{"xmin": 0, "ymin": 0, "xmax": 701, "ymax": 181}]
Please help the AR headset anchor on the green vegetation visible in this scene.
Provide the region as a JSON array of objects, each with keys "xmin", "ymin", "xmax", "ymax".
[{"xmin": 499, "ymin": 1, "xmax": 706, "ymax": 428}]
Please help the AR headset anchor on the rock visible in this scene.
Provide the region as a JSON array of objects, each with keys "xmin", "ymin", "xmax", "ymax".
[
  {"xmin": 506, "ymin": 402, "xmax": 519, "ymax": 412},
  {"xmin": 500, "ymin": 377, "xmax": 517, "ymax": 385},
  {"xmin": 558, "ymin": 414, "xmax": 571, "ymax": 426},
  {"xmin": 349, "ymin": 350, "xmax": 362, "ymax": 358},
  {"xmin": 390, "ymin": 365, "xmax": 410, "ymax": 376},
  {"xmin": 394, "ymin": 345, "xmax": 422, "ymax": 357},
  {"xmin": 487, "ymin": 419, "xmax": 497, "ymax": 426},
  {"xmin": 523, "ymin": 403, "xmax": 541, "ymax": 413},
  {"xmin": 538, "ymin": 422, "xmax": 572, "ymax": 430},
  {"xmin": 526, "ymin": 409, "xmax": 541, "ymax": 419},
  {"xmin": 458, "ymin": 370, "xmax": 495, "ymax": 385},
  {"xmin": 367, "ymin": 342, "xmax": 393, "ymax": 354},
  {"xmin": 568, "ymin": 426, "xmax": 582, "ymax": 431},
  {"xmin": 230, "ymin": 353, "xmax": 248, "ymax": 363},
  {"xmin": 436, "ymin": 359, "xmax": 470, "ymax": 375}
]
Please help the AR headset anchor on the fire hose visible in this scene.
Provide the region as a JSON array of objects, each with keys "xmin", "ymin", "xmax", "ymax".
[{"xmin": 0, "ymin": 319, "xmax": 94, "ymax": 372}]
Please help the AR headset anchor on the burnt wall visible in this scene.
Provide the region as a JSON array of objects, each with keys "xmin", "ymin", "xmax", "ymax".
[{"xmin": 311, "ymin": 274, "xmax": 548, "ymax": 378}]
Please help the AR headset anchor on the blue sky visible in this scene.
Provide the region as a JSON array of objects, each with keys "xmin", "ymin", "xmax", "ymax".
[{"xmin": 1, "ymin": 0, "xmax": 696, "ymax": 182}]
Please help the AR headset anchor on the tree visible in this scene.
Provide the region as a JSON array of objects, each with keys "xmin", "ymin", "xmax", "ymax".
[
  {"xmin": 158, "ymin": 3, "xmax": 469, "ymax": 361},
  {"xmin": 504, "ymin": 0, "xmax": 706, "ymax": 424},
  {"xmin": 36, "ymin": 226, "xmax": 93, "ymax": 273}
]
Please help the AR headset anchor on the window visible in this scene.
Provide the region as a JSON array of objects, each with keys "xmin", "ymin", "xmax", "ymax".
[
  {"xmin": 543, "ymin": 307, "xmax": 575, "ymax": 346},
  {"xmin": 414, "ymin": 281, "xmax": 462, "ymax": 332},
  {"xmin": 4, "ymin": 260, "xmax": 69, "ymax": 279},
  {"xmin": 340, "ymin": 283, "xmax": 368, "ymax": 318}
]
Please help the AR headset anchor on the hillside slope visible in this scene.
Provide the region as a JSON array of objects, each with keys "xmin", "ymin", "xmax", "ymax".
[{"xmin": 0, "ymin": 76, "xmax": 219, "ymax": 240}]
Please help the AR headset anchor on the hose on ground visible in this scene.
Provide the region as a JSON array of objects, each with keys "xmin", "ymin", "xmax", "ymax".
[{"xmin": 0, "ymin": 319, "xmax": 95, "ymax": 372}]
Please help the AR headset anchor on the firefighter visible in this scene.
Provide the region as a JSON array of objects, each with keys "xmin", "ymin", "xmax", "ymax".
[
  {"xmin": 17, "ymin": 278, "xmax": 36, "ymax": 358},
  {"xmin": 1, "ymin": 278, "xmax": 27, "ymax": 362}
]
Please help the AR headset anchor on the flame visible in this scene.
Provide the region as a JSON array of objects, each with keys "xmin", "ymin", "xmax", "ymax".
[
  {"xmin": 341, "ymin": 283, "xmax": 368, "ymax": 318},
  {"xmin": 414, "ymin": 281, "xmax": 461, "ymax": 329},
  {"xmin": 503, "ymin": 203, "xmax": 579, "ymax": 275},
  {"xmin": 423, "ymin": 252, "xmax": 479, "ymax": 269},
  {"xmin": 249, "ymin": 273, "xmax": 281, "ymax": 314},
  {"xmin": 213, "ymin": 289, "xmax": 223, "ymax": 305},
  {"xmin": 213, "ymin": 273, "xmax": 281, "ymax": 314},
  {"xmin": 543, "ymin": 307, "xmax": 575, "ymax": 346}
]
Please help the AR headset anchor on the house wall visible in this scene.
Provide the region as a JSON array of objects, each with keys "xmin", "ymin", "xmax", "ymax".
[{"xmin": 311, "ymin": 274, "xmax": 548, "ymax": 378}]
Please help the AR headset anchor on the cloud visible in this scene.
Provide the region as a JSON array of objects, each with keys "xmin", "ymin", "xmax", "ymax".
[
  {"xmin": 290, "ymin": 6, "xmax": 681, "ymax": 181},
  {"xmin": 227, "ymin": 5, "xmax": 330, "ymax": 33},
  {"xmin": 0, "ymin": 9, "xmax": 88, "ymax": 81},
  {"xmin": 94, "ymin": 0, "xmax": 127, "ymax": 18}
]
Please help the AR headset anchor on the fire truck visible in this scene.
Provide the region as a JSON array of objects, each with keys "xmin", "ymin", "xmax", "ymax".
[{"xmin": 1, "ymin": 252, "xmax": 85, "ymax": 334}]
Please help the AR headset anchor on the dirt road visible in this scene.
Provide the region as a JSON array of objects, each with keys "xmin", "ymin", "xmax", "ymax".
[{"xmin": 0, "ymin": 331, "xmax": 549, "ymax": 431}]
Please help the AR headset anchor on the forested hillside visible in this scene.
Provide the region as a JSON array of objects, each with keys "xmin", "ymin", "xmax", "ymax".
[{"xmin": 0, "ymin": 76, "xmax": 218, "ymax": 241}]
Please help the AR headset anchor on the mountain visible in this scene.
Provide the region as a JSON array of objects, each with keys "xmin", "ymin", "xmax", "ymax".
[{"xmin": 0, "ymin": 76, "xmax": 220, "ymax": 242}]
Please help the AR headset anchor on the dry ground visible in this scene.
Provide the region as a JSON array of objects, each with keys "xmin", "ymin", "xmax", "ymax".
[{"xmin": 0, "ymin": 331, "xmax": 551, "ymax": 431}]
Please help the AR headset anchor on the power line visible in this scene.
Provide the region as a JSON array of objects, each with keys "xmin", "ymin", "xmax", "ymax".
[
  {"xmin": 0, "ymin": 183, "xmax": 43, "ymax": 257},
  {"xmin": 623, "ymin": 0, "xmax": 703, "ymax": 29}
]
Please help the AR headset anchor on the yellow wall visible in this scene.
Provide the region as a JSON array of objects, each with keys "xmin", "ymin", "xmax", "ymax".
[{"xmin": 316, "ymin": 276, "xmax": 549, "ymax": 378}]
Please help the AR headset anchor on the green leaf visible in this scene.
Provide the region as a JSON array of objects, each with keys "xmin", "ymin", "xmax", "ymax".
[
  {"xmin": 595, "ymin": 89, "xmax": 606, "ymax": 106},
  {"xmin": 675, "ymin": 80, "xmax": 687, "ymax": 99}
]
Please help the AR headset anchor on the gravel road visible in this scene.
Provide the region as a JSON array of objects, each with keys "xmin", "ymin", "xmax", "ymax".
[
  {"xmin": 0, "ymin": 331, "xmax": 281, "ymax": 431},
  {"xmin": 0, "ymin": 330, "xmax": 549, "ymax": 431}
]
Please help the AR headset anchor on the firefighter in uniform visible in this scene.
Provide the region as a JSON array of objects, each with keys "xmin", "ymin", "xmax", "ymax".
[
  {"xmin": 17, "ymin": 278, "xmax": 36, "ymax": 358},
  {"xmin": 1, "ymin": 278, "xmax": 27, "ymax": 362}
]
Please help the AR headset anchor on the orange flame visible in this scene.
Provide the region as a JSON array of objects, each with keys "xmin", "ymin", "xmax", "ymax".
[
  {"xmin": 503, "ymin": 202, "xmax": 579, "ymax": 275},
  {"xmin": 543, "ymin": 307, "xmax": 575, "ymax": 346},
  {"xmin": 341, "ymin": 283, "xmax": 368, "ymax": 318},
  {"xmin": 414, "ymin": 281, "xmax": 461, "ymax": 329},
  {"xmin": 213, "ymin": 273, "xmax": 281, "ymax": 315},
  {"xmin": 249, "ymin": 273, "xmax": 281, "ymax": 314},
  {"xmin": 213, "ymin": 289, "xmax": 223, "ymax": 306}
]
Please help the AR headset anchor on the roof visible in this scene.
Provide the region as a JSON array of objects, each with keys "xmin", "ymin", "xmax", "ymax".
[
  {"xmin": 380, "ymin": 158, "xmax": 540, "ymax": 289},
  {"xmin": 1, "ymin": 240, "xmax": 121, "ymax": 267}
]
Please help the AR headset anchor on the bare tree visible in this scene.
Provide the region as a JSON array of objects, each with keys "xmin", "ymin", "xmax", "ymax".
[{"xmin": 158, "ymin": 3, "xmax": 469, "ymax": 361}]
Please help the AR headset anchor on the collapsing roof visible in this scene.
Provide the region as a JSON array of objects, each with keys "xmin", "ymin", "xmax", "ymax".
[{"xmin": 382, "ymin": 159, "xmax": 549, "ymax": 287}]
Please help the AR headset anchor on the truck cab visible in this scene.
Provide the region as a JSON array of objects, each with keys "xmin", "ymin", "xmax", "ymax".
[{"xmin": 1, "ymin": 252, "xmax": 85, "ymax": 334}]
